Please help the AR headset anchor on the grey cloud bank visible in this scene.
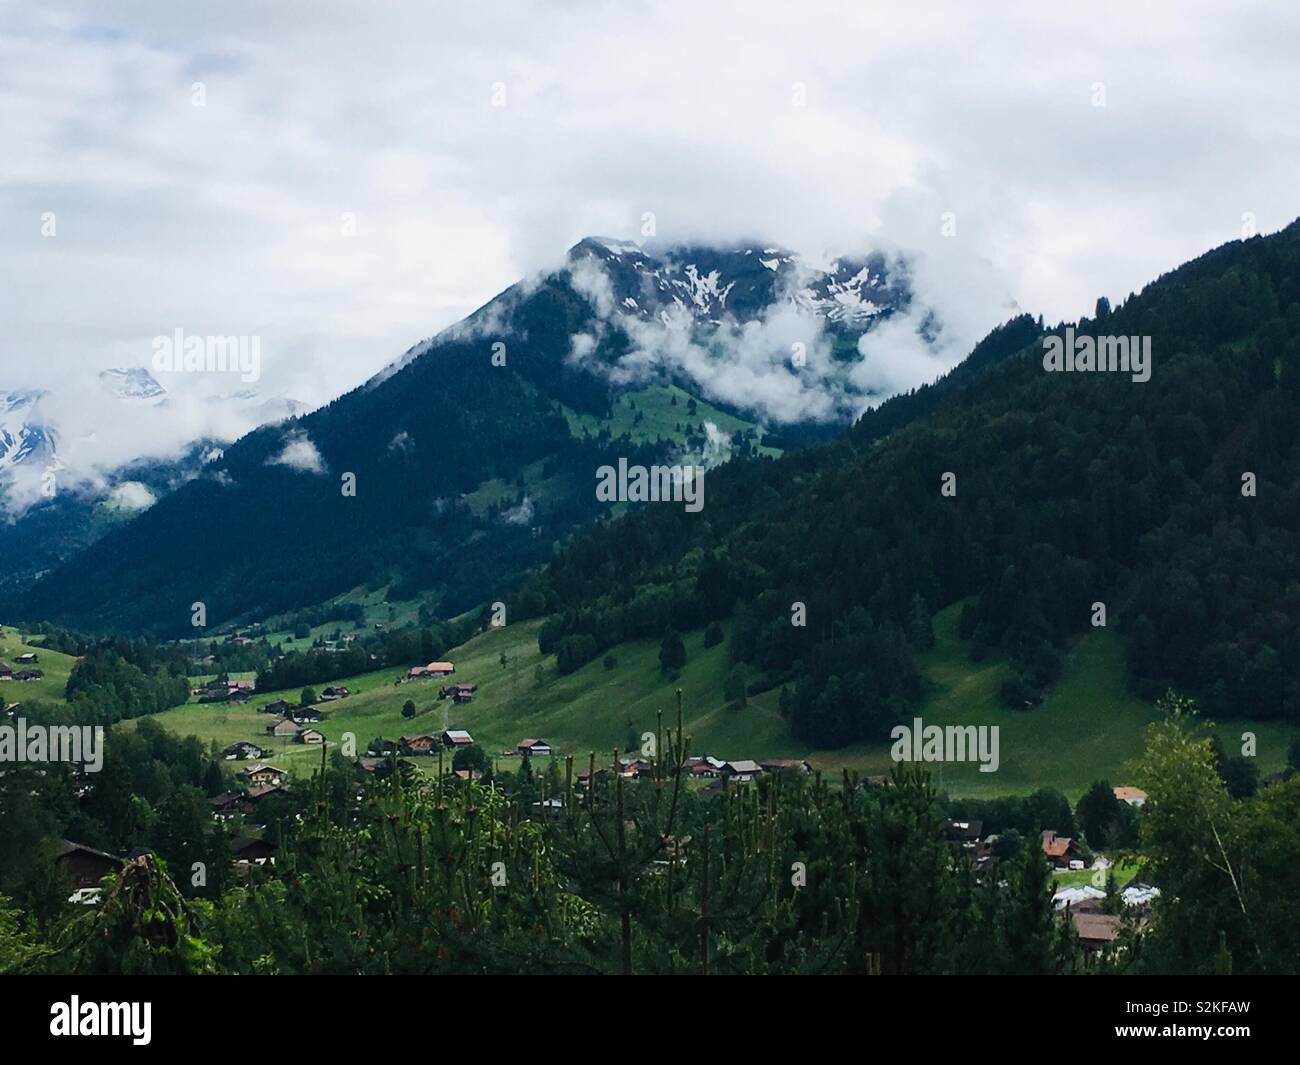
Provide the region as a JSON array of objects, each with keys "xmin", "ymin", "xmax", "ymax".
[{"xmin": 2, "ymin": 0, "xmax": 1297, "ymax": 428}]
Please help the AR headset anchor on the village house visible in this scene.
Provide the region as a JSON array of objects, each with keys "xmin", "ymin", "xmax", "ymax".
[
  {"xmin": 687, "ymin": 758, "xmax": 720, "ymax": 779},
  {"xmin": 13, "ymin": 669, "xmax": 42, "ymax": 681},
  {"xmin": 761, "ymin": 758, "xmax": 813, "ymax": 774},
  {"xmin": 244, "ymin": 781, "xmax": 285, "ymax": 804},
  {"xmin": 227, "ymin": 688, "xmax": 252, "ymax": 705},
  {"xmin": 1113, "ymin": 786, "xmax": 1148, "ymax": 808},
  {"xmin": 613, "ymin": 757, "xmax": 642, "ymax": 779},
  {"xmin": 575, "ymin": 766, "xmax": 610, "ymax": 792},
  {"xmin": 1041, "ymin": 830, "xmax": 1082, "ymax": 870},
  {"xmin": 222, "ymin": 741, "xmax": 265, "ymax": 760},
  {"xmin": 55, "ymin": 840, "xmax": 124, "ymax": 890},
  {"xmin": 440, "ymin": 682, "xmax": 478, "ymax": 700},
  {"xmin": 723, "ymin": 759, "xmax": 763, "ymax": 781},
  {"xmin": 15, "ymin": 652, "xmax": 38, "ymax": 665},
  {"xmin": 242, "ymin": 763, "xmax": 287, "ymax": 787},
  {"xmin": 1070, "ymin": 911, "xmax": 1123, "ymax": 954},
  {"xmin": 292, "ymin": 706, "xmax": 323, "ymax": 723},
  {"xmin": 295, "ymin": 727, "xmax": 325, "ymax": 745},
  {"xmin": 0, "ymin": 662, "xmax": 12, "ymax": 679},
  {"xmin": 1053, "ymin": 885, "xmax": 1106, "ymax": 911},
  {"xmin": 368, "ymin": 739, "xmax": 398, "ymax": 756},
  {"xmin": 400, "ymin": 734, "xmax": 437, "ymax": 755},
  {"xmin": 517, "ymin": 738, "xmax": 552, "ymax": 756},
  {"xmin": 209, "ymin": 791, "xmax": 248, "ymax": 819},
  {"xmin": 265, "ymin": 716, "xmax": 300, "ymax": 738},
  {"xmin": 231, "ymin": 835, "xmax": 275, "ymax": 868},
  {"xmin": 261, "ymin": 699, "xmax": 293, "ymax": 716},
  {"xmin": 441, "ymin": 729, "xmax": 474, "ymax": 749},
  {"xmin": 227, "ymin": 679, "xmax": 255, "ymax": 692},
  {"xmin": 320, "ymin": 686, "xmax": 350, "ymax": 700},
  {"xmin": 530, "ymin": 797, "xmax": 564, "ymax": 820},
  {"xmin": 409, "ymin": 661, "xmax": 456, "ymax": 680},
  {"xmin": 1120, "ymin": 881, "xmax": 1161, "ymax": 914}
]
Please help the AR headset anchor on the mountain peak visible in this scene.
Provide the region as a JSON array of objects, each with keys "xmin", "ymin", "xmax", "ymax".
[{"xmin": 99, "ymin": 367, "xmax": 166, "ymax": 400}]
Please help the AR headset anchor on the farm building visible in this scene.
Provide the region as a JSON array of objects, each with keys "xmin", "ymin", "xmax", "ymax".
[
  {"xmin": 517, "ymin": 738, "xmax": 552, "ymax": 756},
  {"xmin": 761, "ymin": 758, "xmax": 812, "ymax": 774},
  {"xmin": 723, "ymin": 760, "xmax": 762, "ymax": 781},
  {"xmin": 222, "ymin": 741, "xmax": 265, "ymax": 760},
  {"xmin": 400, "ymin": 734, "xmax": 437, "ymax": 754},
  {"xmin": 441, "ymin": 729, "xmax": 474, "ymax": 748},
  {"xmin": 410, "ymin": 661, "xmax": 456, "ymax": 679}
]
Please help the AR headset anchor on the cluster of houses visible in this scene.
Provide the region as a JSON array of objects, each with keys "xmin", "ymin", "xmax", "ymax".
[
  {"xmin": 55, "ymin": 823, "xmax": 280, "ymax": 901},
  {"xmin": 386, "ymin": 729, "xmax": 475, "ymax": 755},
  {"xmin": 0, "ymin": 652, "xmax": 43, "ymax": 682},
  {"xmin": 566, "ymin": 754, "xmax": 813, "ymax": 797},
  {"xmin": 353, "ymin": 730, "xmax": 475, "ymax": 773},
  {"xmin": 1053, "ymin": 872, "xmax": 1160, "ymax": 954},
  {"xmin": 265, "ymin": 714, "xmax": 324, "ymax": 745},
  {"xmin": 194, "ymin": 677, "xmax": 256, "ymax": 703},
  {"xmin": 939, "ymin": 785, "xmax": 1154, "ymax": 956},
  {"xmin": 254, "ymin": 690, "xmax": 348, "ymax": 745},
  {"xmin": 209, "ymin": 762, "xmax": 290, "ymax": 820}
]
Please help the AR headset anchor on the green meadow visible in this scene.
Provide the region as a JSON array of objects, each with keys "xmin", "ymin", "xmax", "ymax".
[
  {"xmin": 0, "ymin": 626, "xmax": 79, "ymax": 705},
  {"xmin": 124, "ymin": 605, "xmax": 1294, "ymax": 798}
]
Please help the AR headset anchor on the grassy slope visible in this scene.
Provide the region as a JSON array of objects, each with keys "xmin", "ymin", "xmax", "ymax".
[
  {"xmin": 123, "ymin": 606, "xmax": 1293, "ymax": 798},
  {"xmin": 561, "ymin": 382, "xmax": 781, "ymax": 461},
  {"xmin": 0, "ymin": 626, "xmax": 79, "ymax": 704}
]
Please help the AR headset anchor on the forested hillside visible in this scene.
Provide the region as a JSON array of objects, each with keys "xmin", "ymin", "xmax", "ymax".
[
  {"xmin": 515, "ymin": 223, "xmax": 1300, "ymax": 746},
  {"xmin": 3, "ymin": 241, "xmax": 908, "ymax": 637}
]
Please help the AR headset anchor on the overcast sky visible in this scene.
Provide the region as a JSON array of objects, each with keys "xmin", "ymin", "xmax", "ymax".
[{"xmin": 3, "ymin": 0, "xmax": 1298, "ymax": 409}]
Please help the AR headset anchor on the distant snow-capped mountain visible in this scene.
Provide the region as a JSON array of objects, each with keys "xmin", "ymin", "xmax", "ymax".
[
  {"xmin": 0, "ymin": 389, "xmax": 56, "ymax": 471},
  {"xmin": 0, "ymin": 369, "xmax": 305, "ymax": 480}
]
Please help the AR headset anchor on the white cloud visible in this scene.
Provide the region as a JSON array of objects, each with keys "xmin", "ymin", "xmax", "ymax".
[
  {"xmin": 106, "ymin": 480, "xmax": 156, "ymax": 511},
  {"xmin": 267, "ymin": 430, "xmax": 325, "ymax": 474},
  {"xmin": 1, "ymin": 0, "xmax": 1296, "ymax": 423}
]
